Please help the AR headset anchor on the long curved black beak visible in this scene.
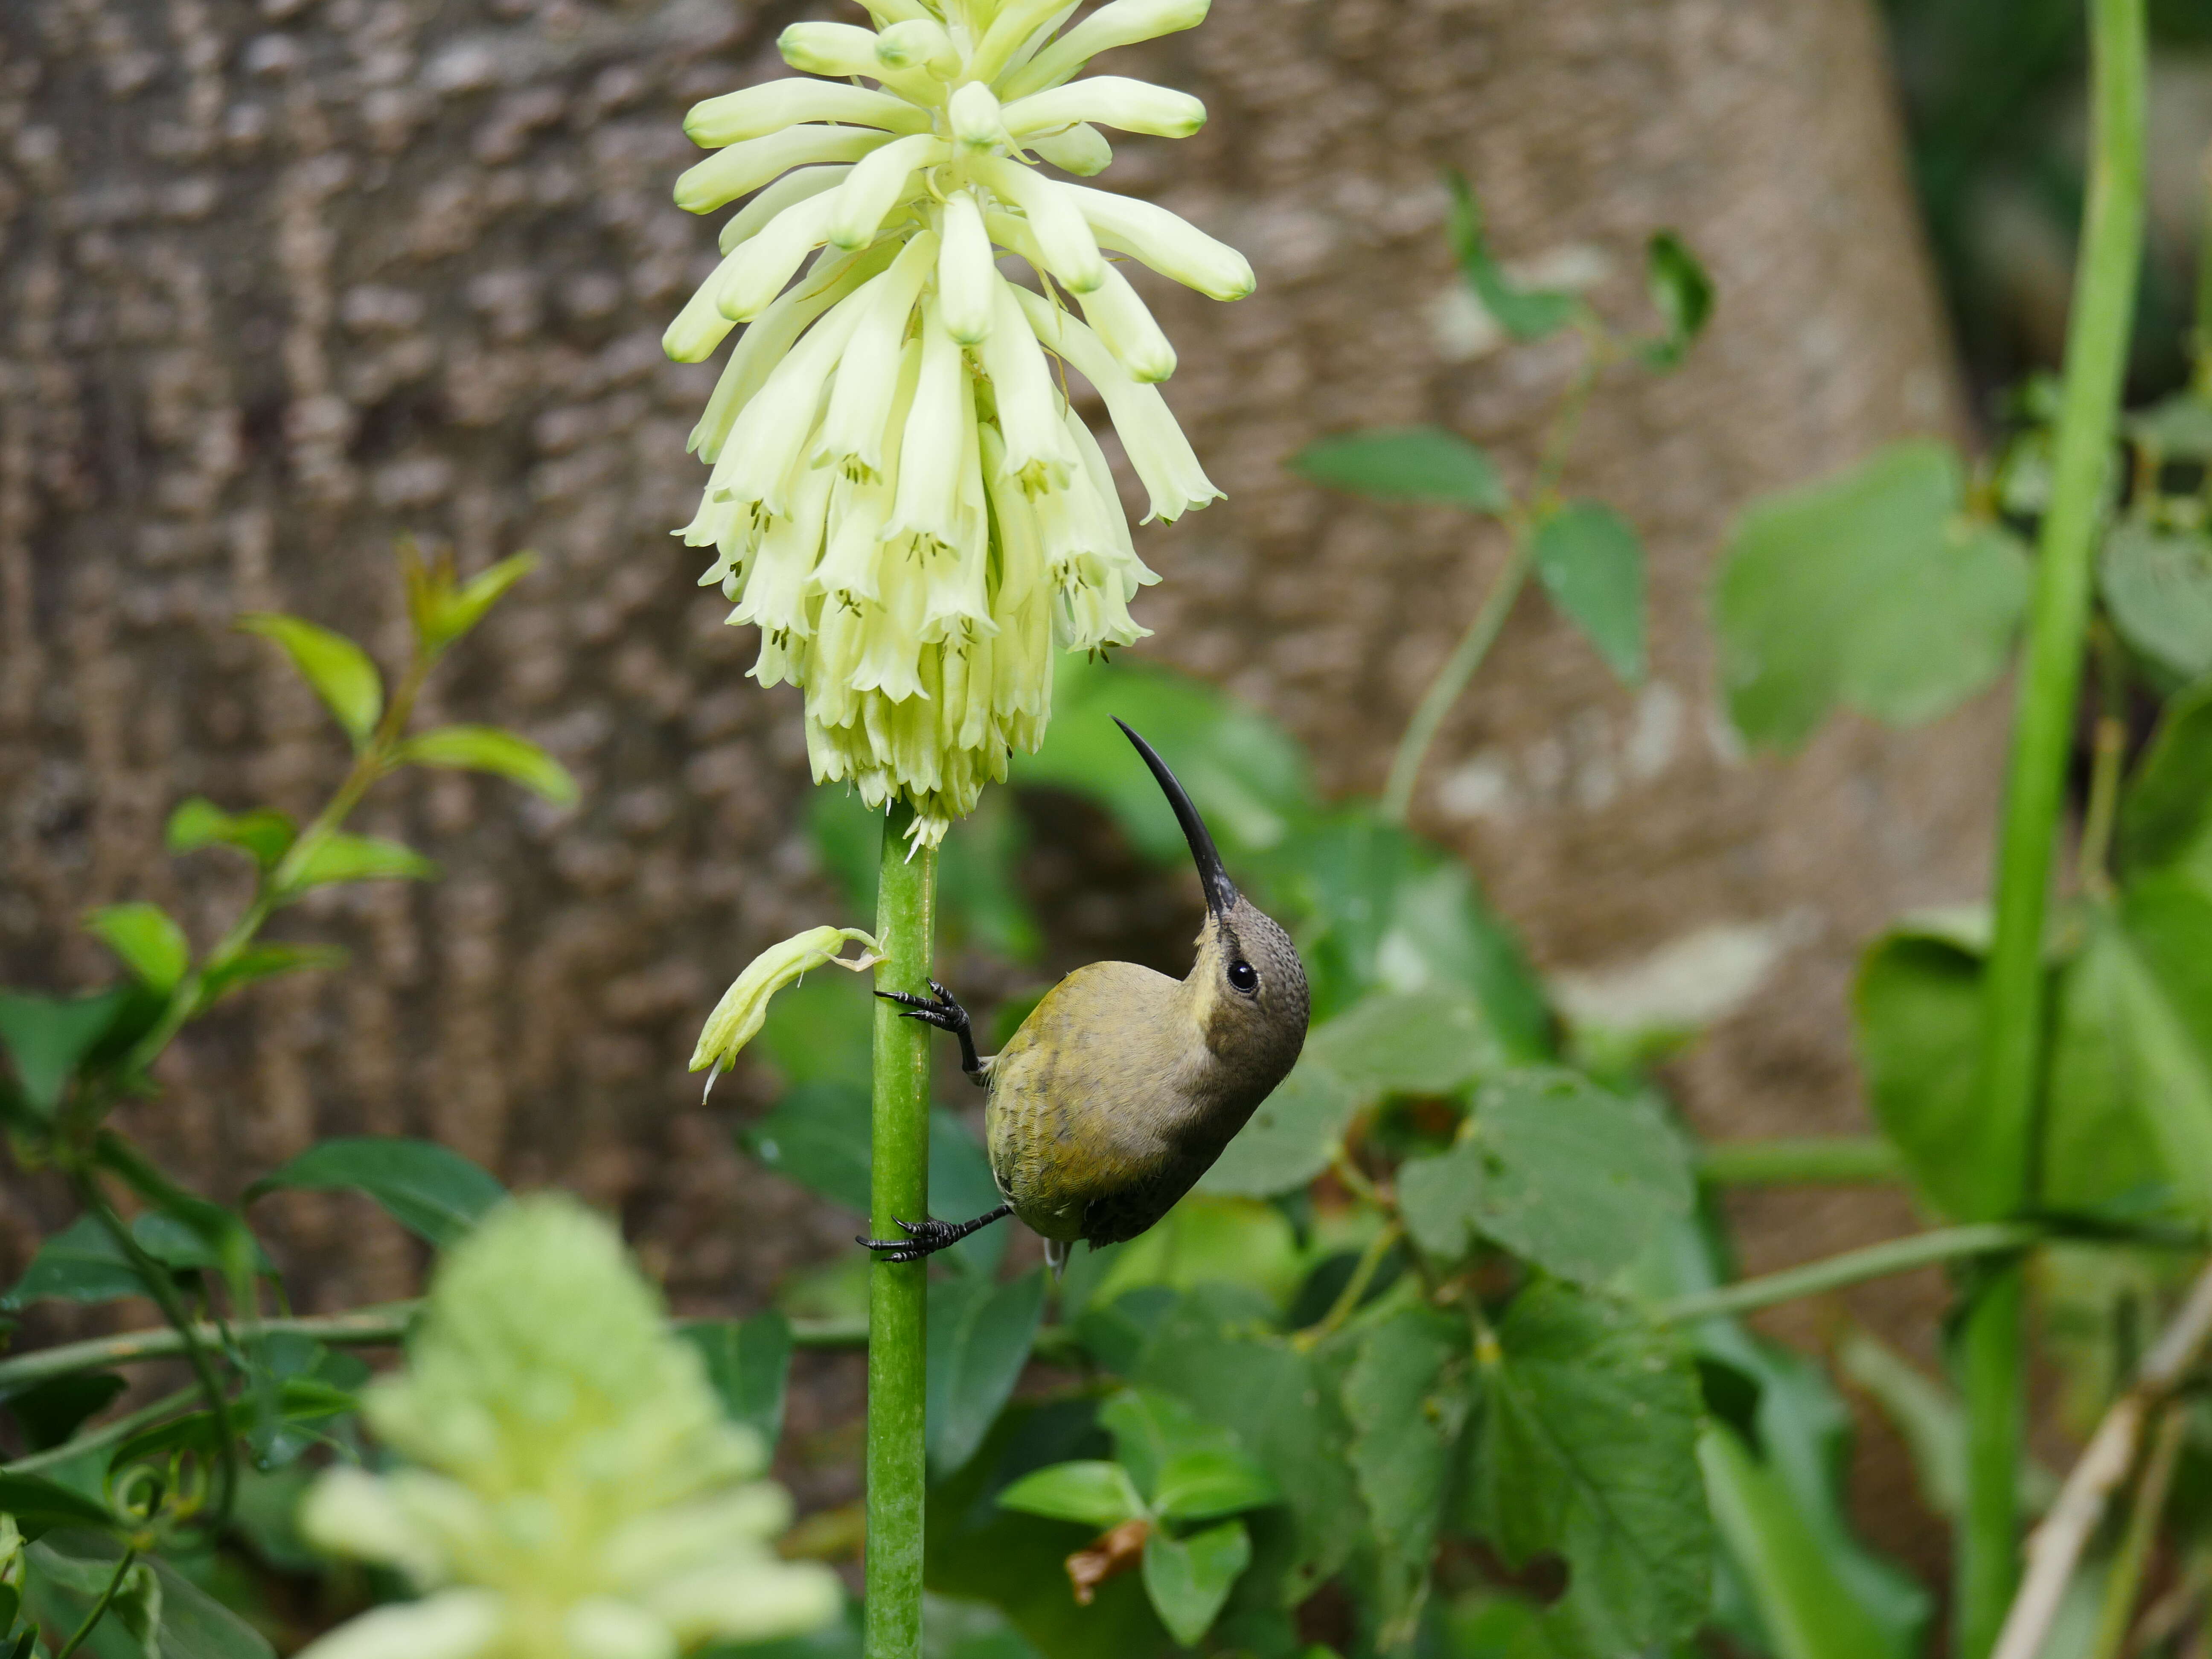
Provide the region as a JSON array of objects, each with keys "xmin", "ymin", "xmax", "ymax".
[{"xmin": 1115, "ymin": 718, "xmax": 1239, "ymax": 918}]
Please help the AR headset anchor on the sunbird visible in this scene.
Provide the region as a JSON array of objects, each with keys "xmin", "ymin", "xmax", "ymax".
[{"xmin": 860, "ymin": 720, "xmax": 1310, "ymax": 1272}]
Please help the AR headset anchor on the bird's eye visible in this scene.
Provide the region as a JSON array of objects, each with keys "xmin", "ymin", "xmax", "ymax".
[{"xmin": 1228, "ymin": 960, "xmax": 1258, "ymax": 994}]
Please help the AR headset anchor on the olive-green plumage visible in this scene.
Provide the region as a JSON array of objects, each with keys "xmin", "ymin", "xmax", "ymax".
[
  {"xmin": 860, "ymin": 721, "xmax": 1311, "ymax": 1271},
  {"xmin": 987, "ymin": 891, "xmax": 1308, "ymax": 1262}
]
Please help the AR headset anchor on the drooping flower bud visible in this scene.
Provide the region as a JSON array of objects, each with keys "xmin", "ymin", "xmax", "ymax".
[{"xmin": 666, "ymin": 0, "xmax": 1250, "ymax": 847}]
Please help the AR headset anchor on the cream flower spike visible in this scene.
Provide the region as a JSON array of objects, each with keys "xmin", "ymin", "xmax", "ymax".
[{"xmin": 666, "ymin": 0, "xmax": 1251, "ymax": 848}]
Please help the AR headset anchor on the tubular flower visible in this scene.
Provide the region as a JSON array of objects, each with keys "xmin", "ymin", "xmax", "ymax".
[
  {"xmin": 296, "ymin": 1196, "xmax": 840, "ymax": 1659},
  {"xmin": 666, "ymin": 0, "xmax": 1251, "ymax": 847}
]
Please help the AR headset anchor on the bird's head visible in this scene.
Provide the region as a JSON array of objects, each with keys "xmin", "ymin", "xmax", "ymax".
[{"xmin": 1115, "ymin": 719, "xmax": 1310, "ymax": 1091}]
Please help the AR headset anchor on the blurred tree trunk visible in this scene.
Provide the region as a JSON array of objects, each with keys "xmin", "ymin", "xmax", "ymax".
[{"xmin": 0, "ymin": 0, "xmax": 1982, "ymax": 1399}]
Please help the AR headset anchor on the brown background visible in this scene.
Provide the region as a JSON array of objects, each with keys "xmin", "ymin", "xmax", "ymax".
[{"xmin": 1, "ymin": 0, "xmax": 2002, "ymax": 1569}]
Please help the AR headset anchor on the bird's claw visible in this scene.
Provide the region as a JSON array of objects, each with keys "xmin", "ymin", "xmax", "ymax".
[
  {"xmin": 856, "ymin": 1214, "xmax": 960, "ymax": 1263},
  {"xmin": 876, "ymin": 981, "xmax": 968, "ymax": 1035}
]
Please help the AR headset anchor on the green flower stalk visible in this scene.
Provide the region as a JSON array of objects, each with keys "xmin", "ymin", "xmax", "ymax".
[
  {"xmin": 665, "ymin": 0, "xmax": 1250, "ymax": 847},
  {"xmin": 295, "ymin": 1196, "xmax": 839, "ymax": 1659}
]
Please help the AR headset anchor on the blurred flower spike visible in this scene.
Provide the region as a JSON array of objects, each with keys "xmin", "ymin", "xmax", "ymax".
[
  {"xmin": 297, "ymin": 1195, "xmax": 841, "ymax": 1659},
  {"xmin": 666, "ymin": 0, "xmax": 1252, "ymax": 847},
  {"xmin": 690, "ymin": 924, "xmax": 883, "ymax": 1093}
]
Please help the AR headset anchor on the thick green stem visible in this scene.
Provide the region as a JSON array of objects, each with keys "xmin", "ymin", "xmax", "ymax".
[
  {"xmin": 1961, "ymin": 3, "xmax": 2146, "ymax": 1647},
  {"xmin": 865, "ymin": 803, "xmax": 936, "ymax": 1659}
]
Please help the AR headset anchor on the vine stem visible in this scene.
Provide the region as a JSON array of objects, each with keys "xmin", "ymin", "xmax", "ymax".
[
  {"xmin": 1960, "ymin": 1, "xmax": 2145, "ymax": 1651},
  {"xmin": 865, "ymin": 803, "xmax": 936, "ymax": 1659},
  {"xmin": 2085, "ymin": 1403, "xmax": 2189, "ymax": 1659},
  {"xmin": 1380, "ymin": 321, "xmax": 1608, "ymax": 825},
  {"xmin": 68, "ymin": 1173, "xmax": 239, "ymax": 1526},
  {"xmin": 50, "ymin": 1548, "xmax": 137, "ymax": 1659},
  {"xmin": 1655, "ymin": 1224, "xmax": 2039, "ymax": 1326}
]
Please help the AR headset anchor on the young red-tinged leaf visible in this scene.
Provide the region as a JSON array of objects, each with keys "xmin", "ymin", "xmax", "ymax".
[
  {"xmin": 236, "ymin": 614, "xmax": 384, "ymax": 747},
  {"xmin": 166, "ymin": 798, "xmax": 297, "ymax": 867},
  {"xmin": 284, "ymin": 832, "xmax": 439, "ymax": 891},
  {"xmin": 997, "ymin": 1461, "xmax": 1147, "ymax": 1530},
  {"xmin": 395, "ymin": 725, "xmax": 578, "ymax": 806},
  {"xmin": 82, "ymin": 903, "xmax": 189, "ymax": 995}
]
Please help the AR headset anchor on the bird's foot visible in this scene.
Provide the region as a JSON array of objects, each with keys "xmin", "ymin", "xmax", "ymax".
[
  {"xmin": 876, "ymin": 980, "xmax": 970, "ymax": 1036},
  {"xmin": 856, "ymin": 1215, "xmax": 963, "ymax": 1263}
]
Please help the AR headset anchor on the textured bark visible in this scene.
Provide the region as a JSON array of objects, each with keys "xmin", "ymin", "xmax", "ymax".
[{"xmin": 0, "ymin": 0, "xmax": 1987, "ymax": 1387}]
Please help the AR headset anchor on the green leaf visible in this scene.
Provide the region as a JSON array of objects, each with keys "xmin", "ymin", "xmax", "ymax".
[
  {"xmin": 1853, "ymin": 925, "xmax": 2005, "ymax": 1222},
  {"xmin": 2087, "ymin": 879, "xmax": 2212, "ymax": 1218},
  {"xmin": 283, "ymin": 832, "xmax": 438, "ymax": 891},
  {"xmin": 1714, "ymin": 441, "xmax": 2030, "ymax": 751},
  {"xmin": 247, "ymin": 1137, "xmax": 506, "ymax": 1246},
  {"xmin": 1142, "ymin": 1519, "xmax": 1250, "ymax": 1647},
  {"xmin": 997, "ymin": 1460, "xmax": 1146, "ymax": 1530},
  {"xmin": 1197, "ymin": 1062, "xmax": 1360, "ymax": 1199},
  {"xmin": 236, "ymin": 614, "xmax": 383, "ymax": 747},
  {"xmin": 0, "ymin": 1474, "xmax": 116, "ymax": 1540},
  {"xmin": 1, "ymin": 1373, "xmax": 127, "ymax": 1452},
  {"xmin": 1397, "ymin": 1069, "xmax": 1692, "ymax": 1281},
  {"xmin": 1303, "ymin": 988, "xmax": 1502, "ymax": 1099},
  {"xmin": 27, "ymin": 1538, "xmax": 276, "ymax": 1659},
  {"xmin": 395, "ymin": 725, "xmax": 578, "ymax": 806},
  {"xmin": 678, "ymin": 1312, "xmax": 794, "ymax": 1453},
  {"xmin": 1466, "ymin": 1281, "xmax": 1712, "ymax": 1656},
  {"xmin": 1700, "ymin": 1423, "xmax": 1919, "ymax": 1659},
  {"xmin": 1641, "ymin": 230, "xmax": 1714, "ymax": 369},
  {"xmin": 200, "ymin": 943, "xmax": 348, "ymax": 1006},
  {"xmin": 742, "ymin": 1080, "xmax": 1007, "ymax": 1275},
  {"xmin": 165, "ymin": 799, "xmax": 297, "ymax": 869},
  {"xmin": 2101, "ymin": 521, "xmax": 2212, "ymax": 681},
  {"xmin": 1533, "ymin": 503, "xmax": 1646, "ymax": 684},
  {"xmin": 2125, "ymin": 390, "xmax": 2212, "ymax": 459},
  {"xmin": 408, "ymin": 549, "xmax": 540, "ymax": 649},
  {"xmin": 1136, "ymin": 1294, "xmax": 1362, "ymax": 1606},
  {"xmin": 928, "ymin": 1269, "xmax": 1048, "ymax": 1474},
  {"xmin": 0, "ymin": 989, "xmax": 134, "ymax": 1117},
  {"xmin": 2118, "ymin": 675, "xmax": 2212, "ymax": 881},
  {"xmin": 81, "ymin": 904, "xmax": 189, "ymax": 995},
  {"xmin": 1100, "ymin": 1387, "xmax": 1278, "ymax": 1516},
  {"xmin": 1445, "ymin": 171, "xmax": 1581, "ymax": 342},
  {"xmin": 1342, "ymin": 1307, "xmax": 1467, "ymax": 1642},
  {"xmin": 1149, "ymin": 1450, "xmax": 1279, "ymax": 1525},
  {"xmin": 1286, "ymin": 428, "xmax": 1507, "ymax": 513},
  {"xmin": 1024, "ymin": 656, "xmax": 1315, "ymax": 863},
  {"xmin": 4, "ymin": 1215, "xmax": 154, "ymax": 1307},
  {"xmin": 741, "ymin": 1082, "xmax": 874, "ymax": 1214},
  {"xmin": 110, "ymin": 1557, "xmax": 162, "ymax": 1657}
]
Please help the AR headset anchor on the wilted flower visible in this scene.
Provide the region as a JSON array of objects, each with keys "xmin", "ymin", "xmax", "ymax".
[
  {"xmin": 690, "ymin": 923, "xmax": 881, "ymax": 1091},
  {"xmin": 666, "ymin": 0, "xmax": 1251, "ymax": 847},
  {"xmin": 297, "ymin": 1196, "xmax": 840, "ymax": 1659}
]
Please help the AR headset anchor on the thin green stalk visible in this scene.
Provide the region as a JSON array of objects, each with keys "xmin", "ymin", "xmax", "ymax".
[
  {"xmin": 1655, "ymin": 1223, "xmax": 2038, "ymax": 1326},
  {"xmin": 1381, "ymin": 538, "xmax": 1537, "ymax": 824},
  {"xmin": 50, "ymin": 1548, "xmax": 137, "ymax": 1659},
  {"xmin": 5, "ymin": 1387, "xmax": 198, "ymax": 1476},
  {"xmin": 1296, "ymin": 1221, "xmax": 1403, "ymax": 1350},
  {"xmin": 2088, "ymin": 1403, "xmax": 2189, "ymax": 1659},
  {"xmin": 70, "ymin": 1174, "xmax": 239, "ymax": 1527},
  {"xmin": 1696, "ymin": 1136, "xmax": 1906, "ymax": 1186},
  {"xmin": 865, "ymin": 803, "xmax": 936, "ymax": 1659},
  {"xmin": 1380, "ymin": 322, "xmax": 1608, "ymax": 825},
  {"xmin": 1961, "ymin": 1, "xmax": 2145, "ymax": 1649},
  {"xmin": 2078, "ymin": 624, "xmax": 2129, "ymax": 899}
]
